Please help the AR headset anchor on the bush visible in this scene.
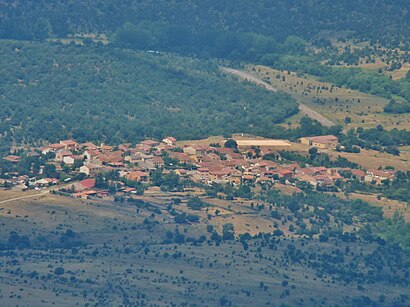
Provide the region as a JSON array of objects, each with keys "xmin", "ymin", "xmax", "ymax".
[{"xmin": 54, "ymin": 267, "xmax": 65, "ymax": 275}]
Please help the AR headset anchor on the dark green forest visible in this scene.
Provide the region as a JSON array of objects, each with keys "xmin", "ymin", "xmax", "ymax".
[
  {"xmin": 1, "ymin": 0, "xmax": 408, "ymax": 48},
  {"xmin": 0, "ymin": 40, "xmax": 297, "ymax": 145},
  {"xmin": 1, "ymin": 1, "xmax": 410, "ymax": 113}
]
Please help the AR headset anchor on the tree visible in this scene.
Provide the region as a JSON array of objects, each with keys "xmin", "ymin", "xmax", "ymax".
[
  {"xmin": 174, "ymin": 213, "xmax": 188, "ymax": 224},
  {"xmin": 162, "ymin": 171, "xmax": 181, "ymax": 191},
  {"xmin": 113, "ymin": 22, "xmax": 154, "ymax": 50},
  {"xmin": 308, "ymin": 147, "xmax": 318, "ymax": 157},
  {"xmin": 151, "ymin": 169, "xmax": 163, "ymax": 186},
  {"xmin": 224, "ymin": 139, "xmax": 238, "ymax": 149},
  {"xmin": 54, "ymin": 267, "xmax": 65, "ymax": 275},
  {"xmin": 222, "ymin": 223, "xmax": 235, "ymax": 240},
  {"xmin": 187, "ymin": 196, "xmax": 209, "ymax": 210}
]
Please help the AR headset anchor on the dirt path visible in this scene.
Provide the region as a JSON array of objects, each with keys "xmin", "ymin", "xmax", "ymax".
[
  {"xmin": 222, "ymin": 67, "xmax": 335, "ymax": 127},
  {"xmin": 0, "ymin": 182, "xmax": 77, "ymax": 205},
  {"xmin": 0, "ymin": 191, "xmax": 49, "ymax": 204}
]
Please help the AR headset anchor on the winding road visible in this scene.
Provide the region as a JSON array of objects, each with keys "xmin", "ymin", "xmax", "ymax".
[{"xmin": 222, "ymin": 67, "xmax": 335, "ymax": 127}]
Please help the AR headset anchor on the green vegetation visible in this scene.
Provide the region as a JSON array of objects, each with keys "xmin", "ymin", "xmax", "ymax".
[
  {"xmin": 0, "ymin": 40, "xmax": 297, "ymax": 146},
  {"xmin": 1, "ymin": 1, "xmax": 408, "ymax": 49},
  {"xmin": 340, "ymin": 126, "xmax": 410, "ymax": 155},
  {"xmin": 382, "ymin": 171, "xmax": 410, "ymax": 203},
  {"xmin": 260, "ymin": 190, "xmax": 383, "ymax": 226},
  {"xmin": 375, "ymin": 212, "xmax": 410, "ymax": 252}
]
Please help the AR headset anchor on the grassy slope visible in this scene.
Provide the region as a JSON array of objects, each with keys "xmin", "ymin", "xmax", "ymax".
[{"xmin": 249, "ymin": 65, "xmax": 410, "ymax": 130}]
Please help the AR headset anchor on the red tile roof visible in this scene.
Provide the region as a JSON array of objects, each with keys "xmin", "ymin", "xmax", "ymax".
[{"xmin": 78, "ymin": 179, "xmax": 96, "ymax": 189}]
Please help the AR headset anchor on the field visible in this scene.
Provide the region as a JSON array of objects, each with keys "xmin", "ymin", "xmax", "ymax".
[
  {"xmin": 0, "ymin": 188, "xmax": 409, "ymax": 305},
  {"xmin": 248, "ymin": 65, "xmax": 410, "ymax": 130}
]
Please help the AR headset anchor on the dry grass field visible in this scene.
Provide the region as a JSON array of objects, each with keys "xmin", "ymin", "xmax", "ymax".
[{"xmin": 177, "ymin": 134, "xmax": 292, "ymax": 148}]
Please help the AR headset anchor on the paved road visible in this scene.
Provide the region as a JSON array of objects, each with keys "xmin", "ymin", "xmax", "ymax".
[
  {"xmin": 221, "ymin": 67, "xmax": 278, "ymax": 92},
  {"xmin": 221, "ymin": 67, "xmax": 335, "ymax": 127},
  {"xmin": 298, "ymin": 103, "xmax": 335, "ymax": 128}
]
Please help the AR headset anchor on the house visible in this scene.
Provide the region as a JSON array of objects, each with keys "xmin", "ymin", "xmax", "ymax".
[
  {"xmin": 365, "ymin": 169, "xmax": 395, "ymax": 184},
  {"xmin": 151, "ymin": 156, "xmax": 165, "ymax": 167},
  {"xmin": 162, "ymin": 137, "xmax": 177, "ymax": 146},
  {"xmin": 183, "ymin": 145, "xmax": 211, "ymax": 156},
  {"xmin": 169, "ymin": 152, "xmax": 193, "ymax": 164},
  {"xmin": 80, "ymin": 164, "xmax": 108, "ymax": 177},
  {"xmin": 214, "ymin": 148, "xmax": 235, "ymax": 156},
  {"xmin": 82, "ymin": 142, "xmax": 98, "ymax": 150},
  {"xmin": 300, "ymin": 167, "xmax": 327, "ymax": 177},
  {"xmin": 3, "ymin": 155, "xmax": 20, "ymax": 163},
  {"xmin": 300, "ymin": 135, "xmax": 338, "ymax": 149},
  {"xmin": 135, "ymin": 144, "xmax": 153, "ymax": 153},
  {"xmin": 125, "ymin": 171, "xmax": 149, "ymax": 182},
  {"xmin": 75, "ymin": 178, "xmax": 96, "ymax": 191},
  {"xmin": 84, "ymin": 149, "xmax": 101, "ymax": 163},
  {"xmin": 34, "ymin": 178, "xmax": 59, "ymax": 187},
  {"xmin": 351, "ymin": 169, "xmax": 366, "ymax": 181},
  {"xmin": 125, "ymin": 152, "xmax": 153, "ymax": 164},
  {"xmin": 99, "ymin": 144, "xmax": 114, "ymax": 152},
  {"xmin": 63, "ymin": 155, "xmax": 83, "ymax": 165},
  {"xmin": 242, "ymin": 174, "xmax": 255, "ymax": 184},
  {"xmin": 314, "ymin": 175, "xmax": 334, "ymax": 187},
  {"xmin": 98, "ymin": 151, "xmax": 124, "ymax": 165},
  {"xmin": 55, "ymin": 150, "xmax": 73, "ymax": 161},
  {"xmin": 295, "ymin": 173, "xmax": 318, "ymax": 187},
  {"xmin": 175, "ymin": 169, "xmax": 188, "ymax": 177},
  {"xmin": 208, "ymin": 168, "xmax": 233, "ymax": 182},
  {"xmin": 137, "ymin": 160, "xmax": 157, "ymax": 171},
  {"xmin": 275, "ymin": 169, "xmax": 294, "ymax": 179},
  {"xmin": 140, "ymin": 140, "xmax": 160, "ymax": 147},
  {"xmin": 73, "ymin": 190, "xmax": 97, "ymax": 199},
  {"xmin": 60, "ymin": 140, "xmax": 79, "ymax": 149},
  {"xmin": 47, "ymin": 143, "xmax": 66, "ymax": 152}
]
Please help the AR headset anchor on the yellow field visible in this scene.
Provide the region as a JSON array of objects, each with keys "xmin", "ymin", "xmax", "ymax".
[{"xmin": 177, "ymin": 134, "xmax": 292, "ymax": 147}]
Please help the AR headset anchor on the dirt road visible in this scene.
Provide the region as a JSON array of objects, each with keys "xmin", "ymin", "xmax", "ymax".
[
  {"xmin": 0, "ymin": 190, "xmax": 49, "ymax": 204},
  {"xmin": 0, "ymin": 182, "xmax": 76, "ymax": 205},
  {"xmin": 222, "ymin": 67, "xmax": 335, "ymax": 127}
]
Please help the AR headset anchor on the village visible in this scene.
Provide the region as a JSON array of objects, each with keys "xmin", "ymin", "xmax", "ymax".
[{"xmin": 1, "ymin": 135, "xmax": 397, "ymax": 200}]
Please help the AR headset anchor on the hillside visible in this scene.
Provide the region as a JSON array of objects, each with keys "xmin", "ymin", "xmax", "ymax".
[
  {"xmin": 0, "ymin": 40, "xmax": 297, "ymax": 146},
  {"xmin": 0, "ymin": 187, "xmax": 409, "ymax": 306}
]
